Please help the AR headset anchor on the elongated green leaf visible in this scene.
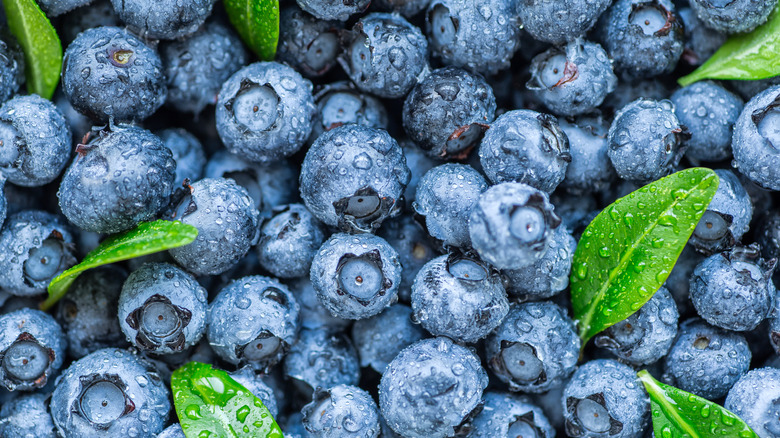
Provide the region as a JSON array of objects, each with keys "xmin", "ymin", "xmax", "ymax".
[
  {"xmin": 638, "ymin": 370, "xmax": 759, "ymax": 438},
  {"xmin": 42, "ymin": 220, "xmax": 197, "ymax": 311},
  {"xmin": 172, "ymin": 362, "xmax": 284, "ymax": 438},
  {"xmin": 1, "ymin": 0, "xmax": 62, "ymax": 99},
  {"xmin": 679, "ymin": 5, "xmax": 780, "ymax": 86},
  {"xmin": 571, "ymin": 168, "xmax": 718, "ymax": 345},
  {"xmin": 224, "ymin": 0, "xmax": 279, "ymax": 61}
]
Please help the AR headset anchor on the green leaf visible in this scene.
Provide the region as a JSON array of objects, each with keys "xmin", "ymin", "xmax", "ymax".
[
  {"xmin": 172, "ymin": 362, "xmax": 284, "ymax": 438},
  {"xmin": 1, "ymin": 0, "xmax": 62, "ymax": 99},
  {"xmin": 679, "ymin": 5, "xmax": 780, "ymax": 86},
  {"xmin": 638, "ymin": 370, "xmax": 759, "ymax": 438},
  {"xmin": 570, "ymin": 168, "xmax": 718, "ymax": 345},
  {"xmin": 224, "ymin": 0, "xmax": 279, "ymax": 61},
  {"xmin": 42, "ymin": 220, "xmax": 197, "ymax": 311}
]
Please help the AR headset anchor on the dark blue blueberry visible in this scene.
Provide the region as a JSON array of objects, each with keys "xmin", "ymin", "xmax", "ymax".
[
  {"xmin": 228, "ymin": 367, "xmax": 279, "ymax": 417},
  {"xmin": 310, "ymin": 81, "xmax": 389, "ymax": 143},
  {"xmin": 0, "ymin": 174, "xmax": 6, "ymax": 229},
  {"xmin": 689, "ymin": 169, "xmax": 752, "ymax": 254},
  {"xmin": 296, "ymin": 0, "xmax": 370, "ymax": 21},
  {"xmin": 283, "ymin": 328, "xmax": 360, "ymax": 397},
  {"xmin": 731, "ymin": 76, "xmax": 780, "ymax": 101},
  {"xmin": 399, "ymin": 139, "xmax": 437, "ymax": 204},
  {"xmin": 678, "ymin": 7, "xmax": 727, "ymax": 66},
  {"xmin": 277, "ymin": 6, "xmax": 341, "ymax": 78},
  {"xmin": 0, "ymin": 393, "xmax": 57, "ymax": 437},
  {"xmin": 0, "ymin": 38, "xmax": 22, "ymax": 105},
  {"xmin": 664, "ymin": 245, "xmax": 704, "ymax": 317},
  {"xmin": 725, "ymin": 368, "xmax": 780, "ymax": 437},
  {"xmin": 601, "ymin": 78, "xmax": 672, "ymax": 116},
  {"xmin": 351, "ymin": 304, "xmax": 425, "ymax": 373},
  {"xmin": 302, "ymin": 385, "xmax": 381, "ymax": 437},
  {"xmin": 110, "ymin": 0, "xmax": 216, "ymax": 39},
  {"xmin": 559, "ymin": 114, "xmax": 616, "ymax": 195},
  {"xmin": 289, "ymin": 277, "xmax": 351, "ymax": 332},
  {"xmin": 469, "ymin": 391, "xmax": 555, "ymax": 438},
  {"xmin": 373, "ymin": 0, "xmax": 430, "ymax": 18},
  {"xmin": 732, "ymin": 85, "xmax": 780, "ymax": 190},
  {"xmin": 377, "ymin": 214, "xmax": 437, "ymax": 299},
  {"xmin": 156, "ymin": 128, "xmax": 206, "ymax": 186},
  {"xmin": 59, "ymin": 0, "xmax": 120, "ymax": 45},
  {"xmin": 690, "ymin": 0, "xmax": 776, "ymax": 34},
  {"xmin": 37, "ymin": 0, "xmax": 92, "ymax": 16},
  {"xmin": 157, "ymin": 424, "xmax": 185, "ymax": 438},
  {"xmin": 0, "ymin": 308, "xmax": 66, "ymax": 391},
  {"xmin": 518, "ymin": 0, "xmax": 611, "ymax": 45},
  {"xmin": 257, "ymin": 203, "xmax": 326, "ymax": 279}
]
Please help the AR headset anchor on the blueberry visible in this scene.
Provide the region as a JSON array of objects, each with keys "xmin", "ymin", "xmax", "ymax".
[
  {"xmin": 208, "ymin": 276, "xmax": 300, "ymax": 371},
  {"xmin": 300, "ymin": 125, "xmax": 410, "ymax": 232},
  {"xmin": 61, "ymin": 27, "xmax": 166, "ymax": 123},
  {"xmin": 167, "ymin": 178, "xmax": 260, "ymax": 276},
  {"xmin": 158, "ymin": 424, "xmax": 185, "ymax": 438},
  {"xmin": 402, "ymin": 67, "xmax": 496, "ymax": 160},
  {"xmin": 110, "ymin": 0, "xmax": 216, "ymax": 39},
  {"xmin": 562, "ymin": 359, "xmax": 649, "ymax": 438},
  {"xmin": 257, "ymin": 203, "xmax": 326, "ymax": 279},
  {"xmin": 302, "ymin": 384, "xmax": 381, "ymax": 437},
  {"xmin": 377, "ymin": 214, "xmax": 437, "ymax": 299},
  {"xmin": 664, "ymin": 245, "xmax": 704, "ymax": 317},
  {"xmin": 607, "ymin": 99, "xmax": 685, "ymax": 183},
  {"xmin": 521, "ymin": 0, "xmax": 611, "ymax": 44},
  {"xmin": 601, "ymin": 78, "xmax": 672, "ymax": 116},
  {"xmin": 689, "ymin": 169, "xmax": 752, "ymax": 254},
  {"xmin": 469, "ymin": 182, "xmax": 562, "ymax": 270},
  {"xmin": 0, "ymin": 94, "xmax": 71, "ymax": 187},
  {"xmin": 37, "ymin": 0, "xmax": 93, "ymax": 16},
  {"xmin": 757, "ymin": 210, "xmax": 780, "ymax": 261},
  {"xmin": 527, "ymin": 39, "xmax": 617, "ymax": 117},
  {"xmin": 690, "ymin": 245, "xmax": 775, "ymax": 332},
  {"xmin": 0, "ymin": 175, "xmax": 6, "ymax": 228},
  {"xmin": 664, "ymin": 318, "xmax": 751, "ymax": 399},
  {"xmin": 469, "ymin": 391, "xmax": 556, "ymax": 438},
  {"xmin": 599, "ymin": 0, "xmax": 684, "ymax": 78},
  {"xmin": 50, "ymin": 348, "xmax": 170, "ymax": 437},
  {"xmin": 0, "ymin": 393, "xmax": 57, "ymax": 437},
  {"xmin": 228, "ymin": 367, "xmax": 279, "ymax": 417},
  {"xmin": 399, "ymin": 139, "xmax": 437, "ymax": 204},
  {"xmin": 372, "ymin": 0, "xmax": 430, "ymax": 18},
  {"xmin": 678, "ymin": 7, "xmax": 727, "ymax": 66},
  {"xmin": 725, "ymin": 368, "xmax": 780, "ymax": 437},
  {"xmin": 478, "ymin": 110, "xmax": 571, "ymax": 192},
  {"xmin": 595, "ymin": 287, "xmax": 678, "ymax": 365},
  {"xmin": 59, "ymin": 126, "xmax": 176, "ymax": 234},
  {"xmin": 0, "ymin": 210, "xmax": 77, "ymax": 296},
  {"xmin": 731, "ymin": 76, "xmax": 780, "ymax": 101},
  {"xmin": 289, "ymin": 277, "xmax": 351, "ymax": 332},
  {"xmin": 413, "ymin": 163, "xmax": 488, "ymax": 248},
  {"xmin": 283, "ymin": 328, "xmax": 360, "ymax": 397},
  {"xmin": 156, "ymin": 128, "xmax": 206, "ymax": 187},
  {"xmin": 0, "ymin": 38, "xmax": 22, "ymax": 104},
  {"xmin": 0, "ymin": 308, "xmax": 66, "ymax": 391},
  {"xmin": 732, "ymin": 85, "xmax": 780, "ymax": 190},
  {"xmin": 379, "ymin": 337, "xmax": 487, "ymax": 438},
  {"xmin": 558, "ymin": 114, "xmax": 616, "ymax": 195},
  {"xmin": 310, "ymin": 81, "xmax": 389, "ymax": 143},
  {"xmin": 161, "ymin": 21, "xmax": 248, "ymax": 114},
  {"xmin": 57, "ymin": 266, "xmax": 129, "ymax": 359},
  {"xmin": 351, "ymin": 304, "xmax": 425, "ymax": 373},
  {"xmin": 340, "ymin": 13, "xmax": 427, "ymax": 99},
  {"xmin": 426, "ymin": 0, "xmax": 521, "ymax": 74},
  {"xmin": 311, "ymin": 233, "xmax": 402, "ymax": 320},
  {"xmin": 277, "ymin": 6, "xmax": 341, "ymax": 78},
  {"xmin": 690, "ymin": 0, "xmax": 776, "ymax": 34},
  {"xmin": 411, "ymin": 252, "xmax": 508, "ymax": 343},
  {"xmin": 59, "ymin": 0, "xmax": 120, "ymax": 45},
  {"xmin": 216, "ymin": 62, "xmax": 315, "ymax": 164},
  {"xmin": 296, "ymin": 0, "xmax": 369, "ymax": 21}
]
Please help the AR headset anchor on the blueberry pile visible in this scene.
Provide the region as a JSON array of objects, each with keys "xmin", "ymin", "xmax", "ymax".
[{"xmin": 3, "ymin": 0, "xmax": 780, "ymax": 436}]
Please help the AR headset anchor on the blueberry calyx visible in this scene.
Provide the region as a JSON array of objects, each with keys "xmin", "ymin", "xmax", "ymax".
[
  {"xmin": 74, "ymin": 373, "xmax": 135, "ymax": 430},
  {"xmin": 125, "ymin": 294, "xmax": 192, "ymax": 352},
  {"xmin": 565, "ymin": 394, "xmax": 623, "ymax": 436}
]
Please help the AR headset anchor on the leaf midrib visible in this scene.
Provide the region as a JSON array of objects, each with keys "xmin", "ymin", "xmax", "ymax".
[{"xmin": 640, "ymin": 372, "xmax": 701, "ymax": 438}]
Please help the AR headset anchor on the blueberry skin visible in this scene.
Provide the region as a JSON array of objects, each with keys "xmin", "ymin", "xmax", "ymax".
[
  {"xmin": 57, "ymin": 266, "xmax": 129, "ymax": 359},
  {"xmin": 37, "ymin": 0, "xmax": 91, "ymax": 16},
  {"xmin": 690, "ymin": 0, "xmax": 776, "ymax": 34},
  {"xmin": 156, "ymin": 128, "xmax": 206, "ymax": 186},
  {"xmin": 486, "ymin": 301, "xmax": 579, "ymax": 393},
  {"xmin": 607, "ymin": 99, "xmax": 685, "ymax": 183},
  {"xmin": 468, "ymin": 391, "xmax": 555, "ymax": 438},
  {"xmin": 373, "ymin": 0, "xmax": 430, "ymax": 18},
  {"xmin": 59, "ymin": 0, "xmax": 121, "ymax": 45},
  {"xmin": 402, "ymin": 67, "xmax": 496, "ymax": 160},
  {"xmin": 302, "ymin": 385, "xmax": 381, "ymax": 438},
  {"xmin": 168, "ymin": 178, "xmax": 260, "ymax": 276},
  {"xmin": 558, "ymin": 115, "xmax": 616, "ymax": 195},
  {"xmin": 413, "ymin": 163, "xmax": 488, "ymax": 248},
  {"xmin": 732, "ymin": 85, "xmax": 780, "ymax": 190},
  {"xmin": 503, "ymin": 225, "xmax": 576, "ymax": 302},
  {"xmin": 228, "ymin": 367, "xmax": 279, "ymax": 417},
  {"xmin": 257, "ymin": 203, "xmax": 326, "ymax": 279},
  {"xmin": 283, "ymin": 328, "xmax": 360, "ymax": 395},
  {"xmin": 311, "ymin": 233, "xmax": 402, "ymax": 320},
  {"xmin": 478, "ymin": 110, "xmax": 571, "ymax": 192},
  {"xmin": 0, "ymin": 38, "xmax": 22, "ymax": 104},
  {"xmin": 400, "ymin": 140, "xmax": 437, "ymax": 204},
  {"xmin": 377, "ymin": 214, "xmax": 437, "ymax": 298},
  {"xmin": 671, "ymin": 81, "xmax": 743, "ymax": 163},
  {"xmin": 277, "ymin": 6, "xmax": 341, "ymax": 78},
  {"xmin": 0, "ymin": 175, "xmax": 6, "ymax": 228},
  {"xmin": 678, "ymin": 8, "xmax": 727, "ymax": 67},
  {"xmin": 664, "ymin": 318, "xmax": 751, "ymax": 400},
  {"xmin": 299, "ymin": 125, "xmax": 410, "ymax": 232},
  {"xmin": 0, "ymin": 308, "xmax": 66, "ymax": 391},
  {"xmin": 340, "ymin": 13, "xmax": 427, "ymax": 99},
  {"xmin": 411, "ymin": 253, "xmax": 508, "ymax": 343},
  {"xmin": 161, "ymin": 21, "xmax": 248, "ymax": 114},
  {"xmin": 351, "ymin": 304, "xmax": 425, "ymax": 373},
  {"xmin": 296, "ymin": 0, "xmax": 369, "ymax": 21},
  {"xmin": 426, "ymin": 0, "xmax": 521, "ymax": 75},
  {"xmin": 731, "ymin": 77, "xmax": 780, "ymax": 101},
  {"xmin": 118, "ymin": 263, "xmax": 208, "ymax": 355},
  {"xmin": 689, "ymin": 169, "xmax": 752, "ymax": 255},
  {"xmin": 0, "ymin": 94, "xmax": 71, "ymax": 186},
  {"xmin": 562, "ymin": 359, "xmax": 649, "ymax": 438},
  {"xmin": 216, "ymin": 62, "xmax": 315, "ymax": 164},
  {"xmin": 690, "ymin": 246, "xmax": 775, "ymax": 332},
  {"xmin": 50, "ymin": 348, "xmax": 170, "ymax": 437},
  {"xmin": 62, "ymin": 27, "xmax": 166, "ymax": 123},
  {"xmin": 0, "ymin": 393, "xmax": 57, "ymax": 437},
  {"xmin": 469, "ymin": 182, "xmax": 562, "ymax": 270},
  {"xmin": 158, "ymin": 424, "xmax": 186, "ymax": 438},
  {"xmin": 527, "ymin": 40, "xmax": 617, "ymax": 117},
  {"xmin": 0, "ymin": 210, "xmax": 77, "ymax": 296},
  {"xmin": 208, "ymin": 276, "xmax": 300, "ymax": 371},
  {"xmin": 595, "ymin": 287, "xmax": 678, "ymax": 365},
  {"xmin": 289, "ymin": 277, "xmax": 351, "ymax": 332},
  {"xmin": 600, "ymin": 0, "xmax": 684, "ymax": 78},
  {"xmin": 310, "ymin": 81, "xmax": 389, "ymax": 144},
  {"xmin": 725, "ymin": 368, "xmax": 780, "ymax": 437},
  {"xmin": 519, "ymin": 0, "xmax": 610, "ymax": 44},
  {"xmin": 379, "ymin": 337, "xmax": 488, "ymax": 438},
  {"xmin": 110, "ymin": 0, "xmax": 216, "ymax": 39},
  {"xmin": 58, "ymin": 126, "xmax": 176, "ymax": 234}
]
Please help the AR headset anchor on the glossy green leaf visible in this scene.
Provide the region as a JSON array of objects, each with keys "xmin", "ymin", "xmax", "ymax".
[
  {"xmin": 571, "ymin": 168, "xmax": 718, "ymax": 345},
  {"xmin": 679, "ymin": 5, "xmax": 780, "ymax": 86},
  {"xmin": 42, "ymin": 220, "xmax": 197, "ymax": 311},
  {"xmin": 1, "ymin": 0, "xmax": 62, "ymax": 99},
  {"xmin": 224, "ymin": 0, "xmax": 279, "ymax": 61},
  {"xmin": 638, "ymin": 370, "xmax": 759, "ymax": 438},
  {"xmin": 172, "ymin": 362, "xmax": 284, "ymax": 438}
]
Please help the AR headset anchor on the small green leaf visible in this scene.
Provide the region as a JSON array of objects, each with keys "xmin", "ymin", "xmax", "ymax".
[
  {"xmin": 679, "ymin": 5, "xmax": 780, "ymax": 86},
  {"xmin": 571, "ymin": 168, "xmax": 718, "ymax": 345},
  {"xmin": 224, "ymin": 0, "xmax": 279, "ymax": 61},
  {"xmin": 1, "ymin": 0, "xmax": 62, "ymax": 99},
  {"xmin": 42, "ymin": 220, "xmax": 197, "ymax": 311},
  {"xmin": 638, "ymin": 370, "xmax": 759, "ymax": 438},
  {"xmin": 172, "ymin": 362, "xmax": 284, "ymax": 438}
]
